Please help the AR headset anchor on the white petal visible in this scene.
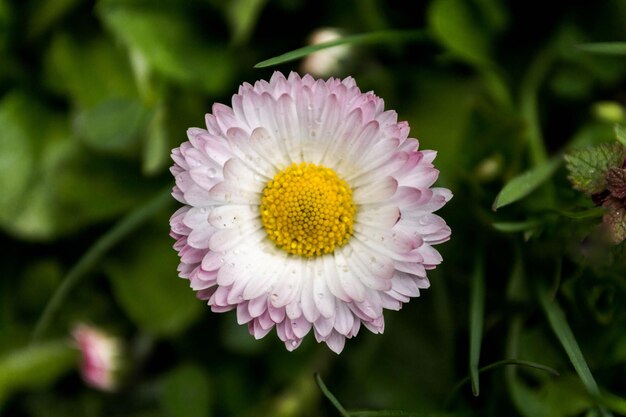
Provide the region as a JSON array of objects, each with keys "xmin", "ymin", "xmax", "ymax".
[
  {"xmin": 216, "ymin": 261, "xmax": 238, "ymax": 286},
  {"xmin": 345, "ymin": 242, "xmax": 394, "ymax": 291},
  {"xmin": 291, "ymin": 315, "xmax": 313, "ymax": 339},
  {"xmin": 334, "ymin": 249, "xmax": 366, "ymax": 302},
  {"xmin": 201, "ymin": 251, "xmax": 224, "ymax": 271},
  {"xmin": 209, "ymin": 180, "xmax": 260, "ymax": 205},
  {"xmin": 187, "ymin": 225, "xmax": 215, "ymax": 249},
  {"xmin": 209, "ymin": 204, "xmax": 259, "ymax": 229},
  {"xmin": 183, "ymin": 207, "xmax": 209, "ymax": 229},
  {"xmin": 352, "ymin": 176, "xmax": 398, "ymax": 204},
  {"xmin": 334, "ymin": 302, "xmax": 354, "ymax": 336},
  {"xmin": 324, "ymin": 331, "xmax": 346, "ymax": 354},
  {"xmin": 248, "ymin": 296, "xmax": 268, "ymax": 317},
  {"xmin": 248, "ymin": 126, "xmax": 290, "ymax": 170},
  {"xmin": 300, "ymin": 264, "xmax": 320, "ymax": 322},
  {"xmin": 314, "ymin": 315, "xmax": 335, "ymax": 337},
  {"xmin": 209, "ymin": 225, "xmax": 264, "ymax": 252},
  {"xmin": 355, "ymin": 205, "xmax": 400, "ymax": 230},
  {"xmin": 237, "ymin": 303, "xmax": 253, "ymax": 324},
  {"xmin": 313, "ymin": 260, "xmax": 335, "ymax": 318},
  {"xmin": 242, "ymin": 271, "xmax": 274, "ymax": 300},
  {"xmin": 268, "ymin": 305, "xmax": 286, "ymax": 323},
  {"xmin": 322, "ymin": 254, "xmax": 351, "ymax": 302},
  {"xmin": 270, "ymin": 258, "xmax": 303, "ymax": 307}
]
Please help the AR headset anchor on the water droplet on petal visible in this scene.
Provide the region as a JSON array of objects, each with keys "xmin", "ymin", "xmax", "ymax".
[
  {"xmin": 208, "ymin": 168, "xmax": 217, "ymax": 178},
  {"xmin": 290, "ymin": 340, "xmax": 298, "ymax": 347}
]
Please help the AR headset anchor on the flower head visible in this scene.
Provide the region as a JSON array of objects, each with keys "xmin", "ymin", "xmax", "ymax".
[
  {"xmin": 170, "ymin": 72, "xmax": 452, "ymax": 353},
  {"xmin": 72, "ymin": 323, "xmax": 122, "ymax": 391}
]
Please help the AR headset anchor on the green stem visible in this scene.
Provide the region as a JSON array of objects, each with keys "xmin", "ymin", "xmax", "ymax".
[
  {"xmin": 315, "ymin": 373, "xmax": 350, "ymax": 417},
  {"xmin": 30, "ymin": 188, "xmax": 172, "ymax": 344}
]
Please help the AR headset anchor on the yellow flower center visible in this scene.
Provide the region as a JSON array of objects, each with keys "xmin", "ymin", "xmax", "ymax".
[{"xmin": 260, "ymin": 162, "xmax": 356, "ymax": 257}]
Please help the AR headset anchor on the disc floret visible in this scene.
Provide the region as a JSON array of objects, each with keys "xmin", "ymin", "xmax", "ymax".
[{"xmin": 260, "ymin": 162, "xmax": 356, "ymax": 257}]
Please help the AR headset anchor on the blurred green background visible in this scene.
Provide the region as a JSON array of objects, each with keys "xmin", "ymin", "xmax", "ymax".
[{"xmin": 1, "ymin": 0, "xmax": 626, "ymax": 416}]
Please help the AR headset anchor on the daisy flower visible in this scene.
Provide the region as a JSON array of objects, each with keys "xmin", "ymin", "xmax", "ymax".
[
  {"xmin": 72, "ymin": 323, "xmax": 122, "ymax": 391},
  {"xmin": 170, "ymin": 72, "xmax": 452, "ymax": 353}
]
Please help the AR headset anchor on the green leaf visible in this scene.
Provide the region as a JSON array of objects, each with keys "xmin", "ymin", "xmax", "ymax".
[
  {"xmin": 98, "ymin": 5, "xmax": 234, "ymax": 94},
  {"xmin": 223, "ymin": 0, "xmax": 268, "ymax": 45},
  {"xmin": 254, "ymin": 29, "xmax": 427, "ymax": 68},
  {"xmin": 468, "ymin": 254, "xmax": 485, "ymax": 396},
  {"xmin": 606, "ymin": 167, "xmax": 626, "ymax": 198},
  {"xmin": 0, "ymin": 341, "xmax": 78, "ymax": 405},
  {"xmin": 142, "ymin": 104, "xmax": 169, "ymax": 175},
  {"xmin": 564, "ymin": 142, "xmax": 626, "ymax": 195},
  {"xmin": 0, "ymin": 92, "xmax": 147, "ymax": 241},
  {"xmin": 161, "ymin": 365, "xmax": 211, "ymax": 417},
  {"xmin": 428, "ymin": 0, "xmax": 492, "ymax": 67},
  {"xmin": 44, "ymin": 33, "xmax": 138, "ymax": 107},
  {"xmin": 577, "ymin": 42, "xmax": 626, "ymax": 56},
  {"xmin": 537, "ymin": 286, "xmax": 604, "ymax": 400},
  {"xmin": 106, "ymin": 226, "xmax": 202, "ymax": 337},
  {"xmin": 0, "ymin": 92, "xmax": 36, "ymax": 221},
  {"xmin": 492, "ymin": 157, "xmax": 561, "ymax": 210},
  {"xmin": 615, "ymin": 124, "xmax": 626, "ymax": 146},
  {"xmin": 26, "ymin": 0, "xmax": 85, "ymax": 39},
  {"xmin": 0, "ymin": 91, "xmax": 76, "ymax": 240},
  {"xmin": 75, "ymin": 97, "xmax": 151, "ymax": 154}
]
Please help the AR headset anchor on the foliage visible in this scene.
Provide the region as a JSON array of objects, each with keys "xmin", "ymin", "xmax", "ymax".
[{"xmin": 1, "ymin": 0, "xmax": 626, "ymax": 416}]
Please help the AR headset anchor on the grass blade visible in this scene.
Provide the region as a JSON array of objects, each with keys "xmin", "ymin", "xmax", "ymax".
[
  {"xmin": 254, "ymin": 29, "xmax": 428, "ymax": 68},
  {"xmin": 492, "ymin": 219, "xmax": 542, "ymax": 233},
  {"xmin": 469, "ymin": 253, "xmax": 485, "ymax": 396},
  {"xmin": 492, "ymin": 157, "xmax": 560, "ymax": 210},
  {"xmin": 350, "ymin": 411, "xmax": 473, "ymax": 417},
  {"xmin": 30, "ymin": 188, "xmax": 173, "ymax": 343},
  {"xmin": 577, "ymin": 42, "xmax": 626, "ymax": 55},
  {"xmin": 445, "ymin": 358, "xmax": 559, "ymax": 408},
  {"xmin": 537, "ymin": 284, "xmax": 610, "ymax": 409},
  {"xmin": 599, "ymin": 390, "xmax": 626, "ymax": 414}
]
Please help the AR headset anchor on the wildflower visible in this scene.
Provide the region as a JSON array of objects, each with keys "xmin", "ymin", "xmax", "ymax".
[
  {"xmin": 72, "ymin": 323, "xmax": 122, "ymax": 391},
  {"xmin": 301, "ymin": 28, "xmax": 350, "ymax": 77},
  {"xmin": 170, "ymin": 72, "xmax": 452, "ymax": 353}
]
